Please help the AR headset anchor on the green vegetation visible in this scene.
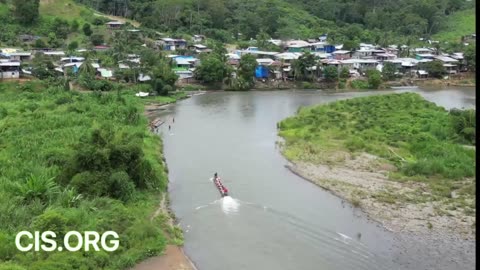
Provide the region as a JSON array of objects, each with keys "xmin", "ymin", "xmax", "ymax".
[
  {"xmin": 464, "ymin": 44, "xmax": 476, "ymax": 71},
  {"xmin": 0, "ymin": 81, "xmax": 179, "ymax": 269},
  {"xmin": 227, "ymin": 54, "xmax": 257, "ymax": 90},
  {"xmin": 278, "ymin": 93, "xmax": 475, "ymax": 199},
  {"xmin": 292, "ymin": 52, "xmax": 318, "ymax": 81},
  {"xmin": 323, "ymin": 66, "xmax": 338, "ymax": 82},
  {"xmin": 349, "ymin": 79, "xmax": 369, "ymax": 90},
  {"xmin": 194, "ymin": 43, "xmax": 231, "ymax": 85},
  {"xmin": 422, "ymin": 60, "xmax": 447, "ymax": 78},
  {"xmin": 73, "ymin": 0, "xmax": 474, "ymax": 44},
  {"xmin": 39, "ymin": 0, "xmax": 94, "ymax": 23},
  {"xmin": 432, "ymin": 8, "xmax": 475, "ymax": 42},
  {"xmin": 382, "ymin": 62, "xmax": 397, "ymax": 81},
  {"xmin": 366, "ymin": 69, "xmax": 382, "ymax": 89}
]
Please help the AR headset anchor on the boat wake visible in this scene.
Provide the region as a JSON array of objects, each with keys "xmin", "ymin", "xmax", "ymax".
[
  {"xmin": 194, "ymin": 196, "xmax": 240, "ymax": 214},
  {"xmin": 221, "ymin": 196, "xmax": 239, "ymax": 214}
]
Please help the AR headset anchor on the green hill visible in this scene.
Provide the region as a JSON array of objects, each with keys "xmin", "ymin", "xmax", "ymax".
[
  {"xmin": 0, "ymin": 0, "xmax": 143, "ymax": 48},
  {"xmin": 39, "ymin": 0, "xmax": 93, "ymax": 22},
  {"xmin": 433, "ymin": 8, "xmax": 476, "ymax": 43}
]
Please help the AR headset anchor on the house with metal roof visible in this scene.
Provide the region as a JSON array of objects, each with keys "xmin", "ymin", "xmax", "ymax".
[{"xmin": 0, "ymin": 61, "xmax": 20, "ymax": 79}]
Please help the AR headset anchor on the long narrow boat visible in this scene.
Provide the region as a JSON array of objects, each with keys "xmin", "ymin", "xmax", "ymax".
[{"xmin": 213, "ymin": 176, "xmax": 229, "ymax": 197}]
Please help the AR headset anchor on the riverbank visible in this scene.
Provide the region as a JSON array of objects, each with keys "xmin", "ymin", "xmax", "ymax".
[
  {"xmin": 277, "ymin": 92, "xmax": 476, "ymax": 236},
  {"xmin": 0, "ymin": 81, "xmax": 178, "ymax": 269},
  {"xmin": 181, "ymin": 74, "xmax": 475, "ymax": 91},
  {"xmin": 133, "ymin": 91, "xmax": 196, "ymax": 270},
  {"xmin": 284, "ymin": 156, "xmax": 475, "ymax": 238}
]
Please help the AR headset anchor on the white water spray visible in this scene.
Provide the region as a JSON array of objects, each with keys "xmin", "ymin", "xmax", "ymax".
[{"xmin": 221, "ymin": 196, "xmax": 240, "ymax": 214}]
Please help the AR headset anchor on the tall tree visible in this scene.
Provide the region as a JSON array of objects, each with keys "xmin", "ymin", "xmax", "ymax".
[
  {"xmin": 14, "ymin": 0, "xmax": 40, "ymax": 25},
  {"xmin": 464, "ymin": 45, "xmax": 476, "ymax": 71}
]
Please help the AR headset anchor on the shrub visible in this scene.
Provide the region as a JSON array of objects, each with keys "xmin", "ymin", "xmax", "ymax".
[
  {"xmin": 424, "ymin": 60, "xmax": 446, "ymax": 78},
  {"xmin": 90, "ymin": 33, "xmax": 104, "ymax": 46},
  {"xmin": 92, "ymin": 17, "xmax": 107, "ymax": 26},
  {"xmin": 345, "ymin": 137, "xmax": 366, "ymax": 152},
  {"xmin": 34, "ymin": 39, "xmax": 46, "ymax": 48},
  {"xmin": 301, "ymin": 81, "xmax": 314, "ymax": 89},
  {"xmin": 162, "ymin": 85, "xmax": 173, "ymax": 95},
  {"xmin": 108, "ymin": 171, "xmax": 135, "ymax": 202},
  {"xmin": 70, "ymin": 171, "xmax": 110, "ymax": 197},
  {"xmin": 67, "ymin": 41, "xmax": 79, "ymax": 51},
  {"xmin": 0, "ymin": 232, "xmax": 17, "ymax": 261},
  {"xmin": 382, "ymin": 62, "xmax": 397, "ymax": 81},
  {"xmin": 82, "ymin": 23, "xmax": 92, "ymax": 36},
  {"xmin": 16, "ymin": 174, "xmax": 59, "ymax": 203},
  {"xmin": 32, "ymin": 210, "xmax": 68, "ymax": 239},
  {"xmin": 350, "ymin": 79, "xmax": 369, "ymax": 89},
  {"xmin": 323, "ymin": 66, "xmax": 338, "ymax": 82},
  {"xmin": 366, "ymin": 69, "xmax": 382, "ymax": 89},
  {"xmin": 339, "ymin": 67, "xmax": 349, "ymax": 79}
]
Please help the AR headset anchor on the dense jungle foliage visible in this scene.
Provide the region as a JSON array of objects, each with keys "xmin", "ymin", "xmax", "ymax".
[
  {"xmin": 0, "ymin": 81, "xmax": 181, "ymax": 269},
  {"xmin": 73, "ymin": 0, "xmax": 475, "ymax": 42}
]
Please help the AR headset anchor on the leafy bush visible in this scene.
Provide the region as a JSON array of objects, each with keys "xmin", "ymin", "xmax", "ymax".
[
  {"xmin": 424, "ymin": 60, "xmax": 446, "ymax": 78},
  {"xmin": 382, "ymin": 62, "xmax": 397, "ymax": 81},
  {"xmin": 339, "ymin": 67, "xmax": 350, "ymax": 79},
  {"xmin": 366, "ymin": 69, "xmax": 382, "ymax": 89},
  {"xmin": 109, "ymin": 171, "xmax": 135, "ymax": 202},
  {"xmin": 449, "ymin": 108, "xmax": 476, "ymax": 144},
  {"xmin": 345, "ymin": 137, "xmax": 366, "ymax": 152},
  {"xmin": 350, "ymin": 79, "xmax": 369, "ymax": 89},
  {"xmin": 82, "ymin": 23, "xmax": 92, "ymax": 36},
  {"xmin": 323, "ymin": 66, "xmax": 338, "ymax": 82},
  {"xmin": 32, "ymin": 210, "xmax": 68, "ymax": 239},
  {"xmin": 301, "ymin": 82, "xmax": 314, "ymax": 89}
]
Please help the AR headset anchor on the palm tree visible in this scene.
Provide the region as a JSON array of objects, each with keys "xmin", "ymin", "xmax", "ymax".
[{"xmin": 78, "ymin": 58, "xmax": 96, "ymax": 77}]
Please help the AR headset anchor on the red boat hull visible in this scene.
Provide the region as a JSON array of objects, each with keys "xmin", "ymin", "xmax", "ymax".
[{"xmin": 213, "ymin": 177, "xmax": 228, "ymax": 197}]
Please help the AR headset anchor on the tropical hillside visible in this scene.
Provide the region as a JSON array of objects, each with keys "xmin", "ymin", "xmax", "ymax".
[{"xmin": 73, "ymin": 0, "xmax": 475, "ymax": 44}]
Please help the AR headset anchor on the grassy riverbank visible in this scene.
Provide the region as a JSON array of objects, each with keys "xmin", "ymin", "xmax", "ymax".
[
  {"xmin": 278, "ymin": 93, "xmax": 475, "ymax": 234},
  {"xmin": 0, "ymin": 81, "xmax": 182, "ymax": 269}
]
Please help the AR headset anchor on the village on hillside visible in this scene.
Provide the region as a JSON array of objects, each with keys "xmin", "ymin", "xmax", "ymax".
[{"xmin": 0, "ymin": 20, "xmax": 475, "ymax": 88}]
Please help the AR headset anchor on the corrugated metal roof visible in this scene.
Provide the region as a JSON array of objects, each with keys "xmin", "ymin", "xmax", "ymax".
[{"xmin": 0, "ymin": 62, "xmax": 20, "ymax": 66}]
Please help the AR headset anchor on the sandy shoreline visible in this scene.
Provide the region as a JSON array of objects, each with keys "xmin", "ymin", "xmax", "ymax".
[
  {"xmin": 283, "ymin": 152, "xmax": 475, "ymax": 269},
  {"xmin": 132, "ymin": 245, "xmax": 196, "ymax": 270},
  {"xmin": 284, "ymin": 153, "xmax": 475, "ymax": 236}
]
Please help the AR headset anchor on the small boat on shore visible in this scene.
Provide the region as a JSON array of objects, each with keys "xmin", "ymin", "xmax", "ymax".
[
  {"xmin": 213, "ymin": 176, "xmax": 229, "ymax": 197},
  {"xmin": 149, "ymin": 118, "xmax": 164, "ymax": 130}
]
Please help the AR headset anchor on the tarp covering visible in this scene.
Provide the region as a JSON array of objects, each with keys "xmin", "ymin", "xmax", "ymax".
[{"xmin": 255, "ymin": 66, "xmax": 269, "ymax": 78}]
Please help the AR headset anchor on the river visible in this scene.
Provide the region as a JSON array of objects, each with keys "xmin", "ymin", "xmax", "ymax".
[{"xmin": 152, "ymin": 87, "xmax": 475, "ymax": 270}]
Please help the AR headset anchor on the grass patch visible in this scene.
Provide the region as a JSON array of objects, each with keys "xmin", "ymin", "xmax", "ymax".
[
  {"xmin": 433, "ymin": 8, "xmax": 476, "ymax": 42},
  {"xmin": 278, "ymin": 92, "xmax": 476, "ymax": 204},
  {"xmin": 141, "ymin": 91, "xmax": 188, "ymax": 105},
  {"xmin": 40, "ymin": 0, "xmax": 94, "ymax": 23}
]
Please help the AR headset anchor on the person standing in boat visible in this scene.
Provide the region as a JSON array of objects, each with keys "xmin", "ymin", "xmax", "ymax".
[{"xmin": 214, "ymin": 172, "xmax": 218, "ymax": 179}]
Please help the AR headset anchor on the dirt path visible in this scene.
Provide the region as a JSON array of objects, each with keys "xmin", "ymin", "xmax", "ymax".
[
  {"xmin": 133, "ymin": 246, "xmax": 196, "ymax": 270},
  {"xmin": 93, "ymin": 12, "xmax": 141, "ymax": 27}
]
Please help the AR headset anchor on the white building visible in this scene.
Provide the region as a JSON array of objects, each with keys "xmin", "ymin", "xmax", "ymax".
[{"xmin": 0, "ymin": 61, "xmax": 20, "ymax": 79}]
